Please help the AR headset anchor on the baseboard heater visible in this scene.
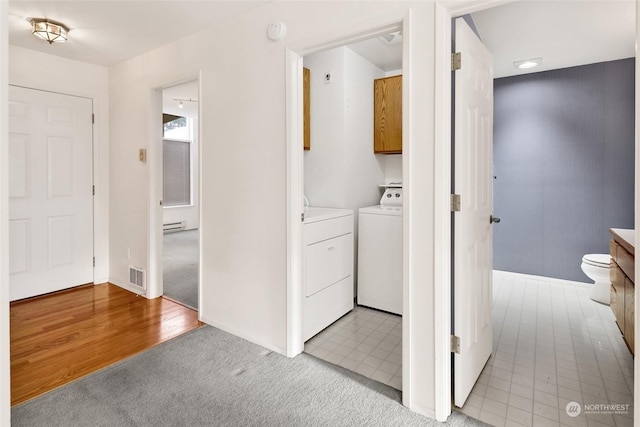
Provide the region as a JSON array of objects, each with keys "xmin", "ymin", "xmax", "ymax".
[{"xmin": 163, "ymin": 221, "xmax": 186, "ymax": 233}]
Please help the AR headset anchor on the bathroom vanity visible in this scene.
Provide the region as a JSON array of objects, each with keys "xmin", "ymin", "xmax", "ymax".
[{"xmin": 610, "ymin": 228, "xmax": 635, "ymax": 355}]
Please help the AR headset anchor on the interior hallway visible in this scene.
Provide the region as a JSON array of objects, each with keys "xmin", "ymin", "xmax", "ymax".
[
  {"xmin": 460, "ymin": 271, "xmax": 634, "ymax": 427},
  {"xmin": 10, "ymin": 283, "xmax": 202, "ymax": 406},
  {"xmin": 163, "ymin": 229, "xmax": 199, "ymax": 309}
]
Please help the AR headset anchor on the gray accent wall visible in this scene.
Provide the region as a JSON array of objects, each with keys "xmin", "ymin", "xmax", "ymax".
[{"xmin": 493, "ymin": 58, "xmax": 635, "ymax": 282}]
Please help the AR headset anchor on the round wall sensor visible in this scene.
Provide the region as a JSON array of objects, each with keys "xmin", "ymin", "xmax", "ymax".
[{"xmin": 267, "ymin": 21, "xmax": 286, "ymax": 41}]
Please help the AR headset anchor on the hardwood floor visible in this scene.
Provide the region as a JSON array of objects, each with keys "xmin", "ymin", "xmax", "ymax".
[{"xmin": 10, "ymin": 283, "xmax": 203, "ymax": 406}]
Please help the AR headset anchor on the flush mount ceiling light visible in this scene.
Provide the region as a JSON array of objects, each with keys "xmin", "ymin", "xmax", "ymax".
[
  {"xmin": 513, "ymin": 57, "xmax": 543, "ymax": 70},
  {"xmin": 31, "ymin": 19, "xmax": 68, "ymax": 44}
]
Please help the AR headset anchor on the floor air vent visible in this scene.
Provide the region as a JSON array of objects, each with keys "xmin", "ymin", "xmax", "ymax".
[{"xmin": 129, "ymin": 267, "xmax": 146, "ymax": 289}]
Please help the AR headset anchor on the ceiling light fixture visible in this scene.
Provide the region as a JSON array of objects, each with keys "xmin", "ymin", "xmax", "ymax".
[
  {"xmin": 30, "ymin": 19, "xmax": 69, "ymax": 44},
  {"xmin": 513, "ymin": 57, "xmax": 543, "ymax": 70},
  {"xmin": 174, "ymin": 98, "xmax": 198, "ymax": 109}
]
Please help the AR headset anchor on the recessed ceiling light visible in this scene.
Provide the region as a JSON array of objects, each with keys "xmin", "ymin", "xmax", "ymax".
[{"xmin": 513, "ymin": 57, "xmax": 543, "ymax": 70}]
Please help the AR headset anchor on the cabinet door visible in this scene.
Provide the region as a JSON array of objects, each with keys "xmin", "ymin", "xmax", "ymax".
[
  {"xmin": 374, "ymin": 75, "xmax": 402, "ymax": 153},
  {"xmin": 624, "ymin": 277, "xmax": 634, "ymax": 354},
  {"xmin": 611, "ymin": 265, "xmax": 626, "ymax": 333},
  {"xmin": 303, "ymin": 67, "xmax": 310, "ymax": 150}
]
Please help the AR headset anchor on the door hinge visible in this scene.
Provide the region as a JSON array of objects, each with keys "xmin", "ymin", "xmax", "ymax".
[
  {"xmin": 301, "ymin": 212, "xmax": 305, "ymax": 222},
  {"xmin": 93, "ymin": 257, "xmax": 96, "ymax": 267},
  {"xmin": 451, "ymin": 194, "xmax": 461, "ymax": 212},
  {"xmin": 92, "ymin": 113, "xmax": 95, "ymax": 124},
  {"xmin": 451, "ymin": 335, "xmax": 461, "ymax": 354},
  {"xmin": 92, "ymin": 185, "xmax": 95, "ymax": 196},
  {"xmin": 452, "ymin": 52, "xmax": 462, "ymax": 71}
]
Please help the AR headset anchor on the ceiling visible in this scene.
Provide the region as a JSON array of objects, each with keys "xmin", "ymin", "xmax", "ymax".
[
  {"xmin": 471, "ymin": 1, "xmax": 636, "ymax": 78},
  {"xmin": 7, "ymin": 0, "xmax": 636, "ymax": 97},
  {"xmin": 348, "ymin": 33, "xmax": 403, "ymax": 72},
  {"xmin": 8, "ymin": 1, "xmax": 266, "ymax": 67},
  {"xmin": 348, "ymin": 1, "xmax": 635, "ymax": 78}
]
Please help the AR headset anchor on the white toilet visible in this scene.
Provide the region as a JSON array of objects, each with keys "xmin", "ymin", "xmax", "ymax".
[{"xmin": 581, "ymin": 254, "xmax": 611, "ymax": 305}]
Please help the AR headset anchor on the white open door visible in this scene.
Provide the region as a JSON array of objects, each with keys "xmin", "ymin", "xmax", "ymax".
[
  {"xmin": 8, "ymin": 86, "xmax": 93, "ymax": 301},
  {"xmin": 453, "ymin": 18, "xmax": 494, "ymax": 407}
]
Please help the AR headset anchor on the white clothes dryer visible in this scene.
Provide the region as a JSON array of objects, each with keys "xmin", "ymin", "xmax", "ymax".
[{"xmin": 357, "ymin": 187, "xmax": 402, "ymax": 315}]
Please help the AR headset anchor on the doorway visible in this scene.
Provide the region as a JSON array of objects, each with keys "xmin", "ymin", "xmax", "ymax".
[
  {"xmin": 288, "ymin": 25, "xmax": 405, "ymax": 391},
  {"xmin": 449, "ymin": 3, "xmax": 636, "ymax": 425},
  {"xmin": 161, "ymin": 81, "xmax": 200, "ymax": 310}
]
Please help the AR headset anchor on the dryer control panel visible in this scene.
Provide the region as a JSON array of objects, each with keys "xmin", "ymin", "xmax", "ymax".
[{"xmin": 380, "ymin": 188, "xmax": 402, "ymax": 207}]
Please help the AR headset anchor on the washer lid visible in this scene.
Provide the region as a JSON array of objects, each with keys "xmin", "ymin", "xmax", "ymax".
[
  {"xmin": 582, "ymin": 253, "xmax": 610, "ymax": 267},
  {"xmin": 359, "ymin": 205, "xmax": 402, "ymax": 216}
]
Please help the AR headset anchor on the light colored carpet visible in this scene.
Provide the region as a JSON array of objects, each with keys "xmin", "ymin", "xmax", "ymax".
[
  {"xmin": 12, "ymin": 326, "xmax": 486, "ymax": 426},
  {"xmin": 163, "ymin": 229, "xmax": 198, "ymax": 309}
]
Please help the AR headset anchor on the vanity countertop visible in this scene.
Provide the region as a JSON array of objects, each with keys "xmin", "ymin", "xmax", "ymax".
[{"xmin": 610, "ymin": 228, "xmax": 635, "ymax": 255}]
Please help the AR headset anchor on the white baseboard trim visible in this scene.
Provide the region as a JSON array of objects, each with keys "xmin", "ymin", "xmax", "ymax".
[
  {"xmin": 109, "ymin": 278, "xmax": 147, "ymax": 296},
  {"xmin": 493, "ymin": 270, "xmax": 592, "ymax": 288},
  {"xmin": 199, "ymin": 314, "xmax": 288, "ymax": 357}
]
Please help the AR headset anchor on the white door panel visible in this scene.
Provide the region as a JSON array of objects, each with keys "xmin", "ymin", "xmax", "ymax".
[
  {"xmin": 9, "ymin": 86, "xmax": 93, "ymax": 301},
  {"xmin": 453, "ymin": 18, "xmax": 494, "ymax": 408}
]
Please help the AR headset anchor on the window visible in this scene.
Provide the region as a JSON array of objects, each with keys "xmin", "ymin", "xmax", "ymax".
[{"xmin": 163, "ymin": 139, "xmax": 191, "ymax": 207}]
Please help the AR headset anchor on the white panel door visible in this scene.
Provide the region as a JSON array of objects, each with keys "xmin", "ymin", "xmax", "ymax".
[
  {"xmin": 453, "ymin": 18, "xmax": 495, "ymax": 407},
  {"xmin": 8, "ymin": 86, "xmax": 93, "ymax": 301}
]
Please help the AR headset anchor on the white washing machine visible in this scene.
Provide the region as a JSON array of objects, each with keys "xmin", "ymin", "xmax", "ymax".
[{"xmin": 357, "ymin": 186, "xmax": 402, "ymax": 315}]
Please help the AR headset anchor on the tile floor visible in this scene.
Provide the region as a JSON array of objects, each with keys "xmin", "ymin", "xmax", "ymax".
[
  {"xmin": 305, "ymin": 272, "xmax": 634, "ymax": 427},
  {"xmin": 304, "ymin": 305, "xmax": 402, "ymax": 390},
  {"xmin": 459, "ymin": 271, "xmax": 634, "ymax": 427}
]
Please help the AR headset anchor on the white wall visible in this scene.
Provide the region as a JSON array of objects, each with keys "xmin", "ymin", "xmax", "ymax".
[
  {"xmin": 303, "ymin": 46, "xmax": 386, "ymax": 210},
  {"xmin": 303, "ymin": 47, "xmax": 349, "ymax": 207},
  {"xmin": 384, "ymin": 155, "xmax": 403, "ymax": 183},
  {"xmin": 108, "ymin": 1, "xmax": 438, "ymax": 417},
  {"xmin": 0, "ymin": 2, "xmax": 10, "ymax": 424},
  {"xmin": 8, "ymin": 45, "xmax": 110, "ymax": 284},
  {"xmin": 303, "ymin": 45, "xmax": 387, "ymax": 291}
]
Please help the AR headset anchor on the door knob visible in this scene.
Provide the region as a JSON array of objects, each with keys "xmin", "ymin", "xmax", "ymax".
[{"xmin": 490, "ymin": 215, "xmax": 501, "ymax": 224}]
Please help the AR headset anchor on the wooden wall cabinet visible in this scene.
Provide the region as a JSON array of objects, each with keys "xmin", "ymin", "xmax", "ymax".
[
  {"xmin": 303, "ymin": 67, "xmax": 310, "ymax": 151},
  {"xmin": 374, "ymin": 75, "xmax": 402, "ymax": 154},
  {"xmin": 610, "ymin": 229, "xmax": 635, "ymax": 355}
]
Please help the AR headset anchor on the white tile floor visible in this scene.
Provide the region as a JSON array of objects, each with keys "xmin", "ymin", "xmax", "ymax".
[
  {"xmin": 304, "ymin": 305, "xmax": 402, "ymax": 390},
  {"xmin": 305, "ymin": 272, "xmax": 634, "ymax": 427},
  {"xmin": 459, "ymin": 271, "xmax": 634, "ymax": 427}
]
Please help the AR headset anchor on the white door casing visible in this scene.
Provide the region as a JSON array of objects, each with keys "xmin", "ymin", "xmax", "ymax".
[
  {"xmin": 453, "ymin": 18, "xmax": 494, "ymax": 408},
  {"xmin": 8, "ymin": 86, "xmax": 93, "ymax": 301}
]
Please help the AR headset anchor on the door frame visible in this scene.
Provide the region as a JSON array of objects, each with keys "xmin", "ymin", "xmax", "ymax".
[
  {"xmin": 433, "ymin": 1, "xmax": 517, "ymax": 419},
  {"xmin": 285, "ymin": 12, "xmax": 424, "ymax": 407},
  {"xmin": 432, "ymin": 0, "xmax": 509, "ymax": 420},
  {"xmin": 436, "ymin": 0, "xmax": 640, "ymax": 421},
  {"xmin": 285, "ymin": 19, "xmax": 404, "ymax": 354},
  {"xmin": 286, "ymin": 7, "xmax": 451, "ymax": 420},
  {"xmin": 148, "ymin": 75, "xmax": 202, "ymax": 312}
]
